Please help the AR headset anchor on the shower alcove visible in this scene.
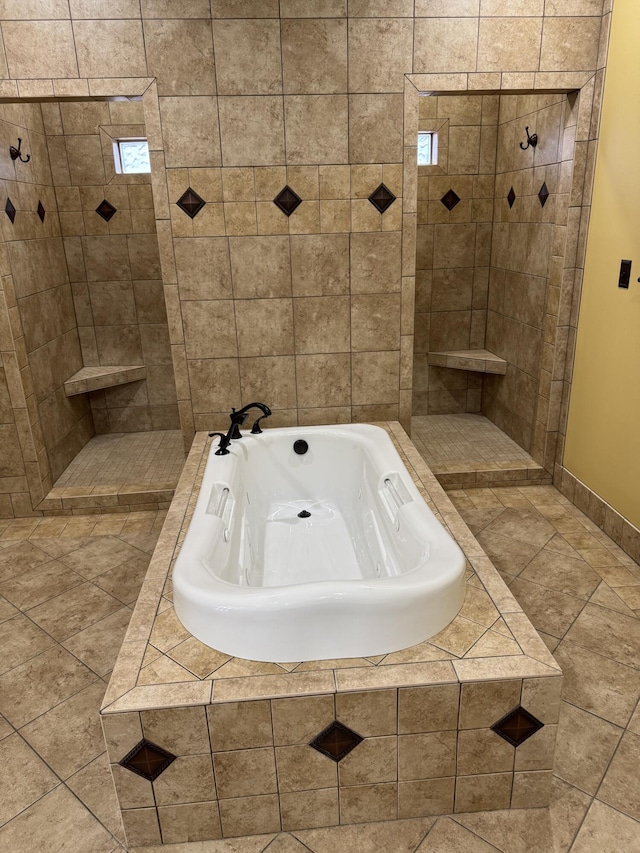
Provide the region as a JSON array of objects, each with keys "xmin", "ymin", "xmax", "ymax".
[
  {"xmin": 408, "ymin": 84, "xmax": 582, "ymax": 490},
  {"xmin": 0, "ymin": 97, "xmax": 184, "ymax": 516}
]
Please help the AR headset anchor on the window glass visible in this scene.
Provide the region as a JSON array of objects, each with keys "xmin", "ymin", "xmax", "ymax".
[
  {"xmin": 114, "ymin": 139, "xmax": 150, "ymax": 174},
  {"xmin": 417, "ymin": 132, "xmax": 438, "ymax": 166}
]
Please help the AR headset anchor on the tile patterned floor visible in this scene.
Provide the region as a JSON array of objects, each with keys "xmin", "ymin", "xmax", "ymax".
[
  {"xmin": 0, "ymin": 488, "xmax": 639, "ymax": 851},
  {"xmin": 54, "ymin": 431, "xmax": 185, "ymax": 490}
]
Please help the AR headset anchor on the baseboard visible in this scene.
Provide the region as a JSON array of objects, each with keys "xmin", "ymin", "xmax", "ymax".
[{"xmin": 554, "ymin": 464, "xmax": 640, "ymax": 565}]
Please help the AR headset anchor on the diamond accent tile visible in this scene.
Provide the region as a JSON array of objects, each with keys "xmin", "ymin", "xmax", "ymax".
[
  {"xmin": 441, "ymin": 189, "xmax": 460, "ymax": 211},
  {"xmin": 309, "ymin": 721, "xmax": 363, "ymax": 762},
  {"xmin": 176, "ymin": 187, "xmax": 205, "ymax": 219},
  {"xmin": 5, "ymin": 198, "xmax": 15, "ymax": 224},
  {"xmin": 538, "ymin": 182, "xmax": 550, "ymax": 208},
  {"xmin": 119, "ymin": 738, "xmax": 176, "ymax": 781},
  {"xmin": 37, "ymin": 200, "xmax": 45, "ymax": 222},
  {"xmin": 274, "ymin": 185, "xmax": 302, "ymax": 216},
  {"xmin": 507, "ymin": 187, "xmax": 516, "ymax": 209},
  {"xmin": 96, "ymin": 199, "xmax": 117, "ymax": 222},
  {"xmin": 368, "ymin": 182, "xmax": 396, "ymax": 214},
  {"xmin": 491, "ymin": 706, "xmax": 543, "ymax": 747}
]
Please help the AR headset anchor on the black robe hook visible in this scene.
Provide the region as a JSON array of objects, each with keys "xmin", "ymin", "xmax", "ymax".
[
  {"xmin": 519, "ymin": 127, "xmax": 538, "ymax": 150},
  {"xmin": 9, "ymin": 138, "xmax": 30, "ymax": 163}
]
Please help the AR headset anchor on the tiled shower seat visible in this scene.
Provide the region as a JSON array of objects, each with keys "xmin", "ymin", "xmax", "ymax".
[
  {"xmin": 64, "ymin": 365, "xmax": 147, "ymax": 396},
  {"xmin": 427, "ymin": 349, "xmax": 507, "ymax": 375}
]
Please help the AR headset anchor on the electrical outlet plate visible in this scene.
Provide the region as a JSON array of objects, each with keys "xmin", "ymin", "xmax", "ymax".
[{"xmin": 619, "ymin": 259, "xmax": 632, "ymax": 288}]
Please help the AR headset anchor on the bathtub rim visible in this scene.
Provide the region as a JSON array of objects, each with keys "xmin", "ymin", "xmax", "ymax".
[{"xmin": 172, "ymin": 422, "xmax": 468, "ymax": 661}]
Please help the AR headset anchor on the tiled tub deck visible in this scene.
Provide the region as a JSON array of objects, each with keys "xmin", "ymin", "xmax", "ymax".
[{"xmin": 101, "ymin": 423, "xmax": 563, "ymax": 847}]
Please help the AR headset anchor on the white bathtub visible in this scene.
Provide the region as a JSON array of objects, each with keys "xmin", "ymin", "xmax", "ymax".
[{"xmin": 172, "ymin": 424, "xmax": 466, "ymax": 662}]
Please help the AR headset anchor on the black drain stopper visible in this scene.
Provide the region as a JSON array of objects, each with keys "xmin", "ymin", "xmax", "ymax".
[
  {"xmin": 293, "ymin": 439, "xmax": 309, "ymax": 455},
  {"xmin": 298, "ymin": 510, "xmax": 311, "ymax": 518}
]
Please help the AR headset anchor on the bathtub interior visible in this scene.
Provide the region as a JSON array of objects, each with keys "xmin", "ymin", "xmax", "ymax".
[{"xmin": 200, "ymin": 426, "xmax": 448, "ymax": 589}]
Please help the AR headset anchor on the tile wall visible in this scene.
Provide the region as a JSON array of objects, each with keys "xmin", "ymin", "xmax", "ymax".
[
  {"xmin": 166, "ymin": 176, "xmax": 403, "ymax": 434},
  {"xmin": 483, "ymin": 93, "xmax": 570, "ymax": 455},
  {"xmin": 137, "ymin": 2, "xmax": 605, "ymax": 445},
  {"xmin": 43, "ymin": 100, "xmax": 179, "ymax": 435},
  {"xmin": 0, "ymin": 102, "xmax": 89, "ymax": 506},
  {"xmin": 413, "ymin": 93, "xmax": 497, "ymax": 416},
  {"xmin": 0, "ymin": 2, "xmax": 609, "ymax": 514},
  {"xmin": 412, "ymin": 89, "xmax": 579, "ymax": 467}
]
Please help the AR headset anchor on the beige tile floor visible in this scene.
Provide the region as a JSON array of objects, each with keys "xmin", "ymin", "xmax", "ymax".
[
  {"xmin": 0, "ymin": 488, "xmax": 639, "ymax": 851},
  {"xmin": 412, "ymin": 415, "xmax": 536, "ymax": 473},
  {"xmin": 54, "ymin": 431, "xmax": 185, "ymax": 490}
]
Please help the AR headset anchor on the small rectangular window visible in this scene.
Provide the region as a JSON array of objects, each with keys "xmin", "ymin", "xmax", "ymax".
[
  {"xmin": 417, "ymin": 131, "xmax": 438, "ymax": 166},
  {"xmin": 113, "ymin": 138, "xmax": 151, "ymax": 174}
]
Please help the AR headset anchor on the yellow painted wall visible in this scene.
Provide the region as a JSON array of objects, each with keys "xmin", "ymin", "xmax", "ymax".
[{"xmin": 565, "ymin": 0, "xmax": 640, "ymax": 527}]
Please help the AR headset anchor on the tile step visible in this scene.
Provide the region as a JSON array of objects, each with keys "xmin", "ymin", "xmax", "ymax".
[{"xmin": 37, "ymin": 485, "xmax": 174, "ymax": 514}]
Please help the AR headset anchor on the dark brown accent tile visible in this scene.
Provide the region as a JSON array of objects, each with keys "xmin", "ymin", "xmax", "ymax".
[
  {"xmin": 310, "ymin": 721, "xmax": 363, "ymax": 762},
  {"xmin": 274, "ymin": 185, "xmax": 302, "ymax": 216},
  {"xmin": 176, "ymin": 187, "xmax": 206, "ymax": 219},
  {"xmin": 491, "ymin": 706, "xmax": 543, "ymax": 748},
  {"xmin": 119, "ymin": 738, "xmax": 176, "ymax": 782},
  {"xmin": 95, "ymin": 200, "xmax": 116, "ymax": 222},
  {"xmin": 369, "ymin": 183, "xmax": 395, "ymax": 214}
]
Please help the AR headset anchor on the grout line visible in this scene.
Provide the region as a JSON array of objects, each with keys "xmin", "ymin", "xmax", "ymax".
[{"xmin": 448, "ymin": 814, "xmax": 504, "ymax": 851}]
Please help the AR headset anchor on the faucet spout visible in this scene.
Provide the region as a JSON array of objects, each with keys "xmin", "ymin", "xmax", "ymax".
[
  {"xmin": 236, "ymin": 401, "xmax": 272, "ymax": 418},
  {"xmin": 232, "ymin": 402, "xmax": 272, "ymax": 437}
]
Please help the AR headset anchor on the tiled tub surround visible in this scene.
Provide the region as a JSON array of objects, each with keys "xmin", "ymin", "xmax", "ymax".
[
  {"xmin": 102, "ymin": 423, "xmax": 563, "ymax": 846},
  {"xmin": 166, "ymin": 168, "xmax": 405, "ymax": 438}
]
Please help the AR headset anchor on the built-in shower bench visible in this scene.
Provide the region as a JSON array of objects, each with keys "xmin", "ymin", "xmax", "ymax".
[
  {"xmin": 427, "ymin": 348, "xmax": 507, "ymax": 374},
  {"xmin": 64, "ymin": 364, "xmax": 146, "ymax": 396}
]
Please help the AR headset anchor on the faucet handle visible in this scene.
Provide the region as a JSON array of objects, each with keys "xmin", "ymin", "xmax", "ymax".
[
  {"xmin": 229, "ymin": 406, "xmax": 249, "ymax": 440},
  {"xmin": 229, "ymin": 407, "xmax": 249, "ymax": 424},
  {"xmin": 250, "ymin": 414, "xmax": 268, "ymax": 434},
  {"xmin": 208, "ymin": 432, "xmax": 231, "ymax": 456}
]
